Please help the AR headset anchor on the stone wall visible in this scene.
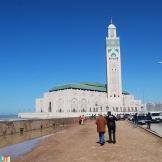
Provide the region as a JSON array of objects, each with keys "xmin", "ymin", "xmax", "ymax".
[{"xmin": 0, "ymin": 118, "xmax": 78, "ymax": 136}]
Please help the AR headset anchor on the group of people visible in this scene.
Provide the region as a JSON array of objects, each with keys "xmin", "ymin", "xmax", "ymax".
[
  {"xmin": 79, "ymin": 115, "xmax": 85, "ymax": 125},
  {"xmin": 79, "ymin": 111, "xmax": 153, "ymax": 146},
  {"xmin": 96, "ymin": 111, "xmax": 117, "ymax": 146},
  {"xmin": 133, "ymin": 112, "xmax": 152, "ymax": 129}
]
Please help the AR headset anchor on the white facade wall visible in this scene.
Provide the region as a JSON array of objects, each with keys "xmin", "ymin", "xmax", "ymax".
[
  {"xmin": 36, "ymin": 98, "xmax": 43, "ymax": 113},
  {"xmin": 35, "ymin": 89, "xmax": 142, "ymax": 117}
]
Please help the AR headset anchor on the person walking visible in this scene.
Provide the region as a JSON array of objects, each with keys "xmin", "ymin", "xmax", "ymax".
[
  {"xmin": 81, "ymin": 115, "xmax": 85, "ymax": 125},
  {"xmin": 146, "ymin": 112, "xmax": 152, "ymax": 129},
  {"xmin": 96, "ymin": 113, "xmax": 107, "ymax": 146},
  {"xmin": 79, "ymin": 116, "xmax": 82, "ymax": 125},
  {"xmin": 133, "ymin": 113, "xmax": 138, "ymax": 128},
  {"xmin": 106, "ymin": 111, "xmax": 117, "ymax": 144}
]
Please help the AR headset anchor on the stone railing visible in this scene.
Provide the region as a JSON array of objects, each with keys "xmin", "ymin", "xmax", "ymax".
[{"xmin": 0, "ymin": 118, "xmax": 78, "ymax": 136}]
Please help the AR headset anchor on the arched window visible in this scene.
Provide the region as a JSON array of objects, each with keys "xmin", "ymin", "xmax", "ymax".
[
  {"xmin": 71, "ymin": 98, "xmax": 78, "ymax": 112},
  {"xmin": 49, "ymin": 102, "xmax": 52, "ymax": 112},
  {"xmin": 58, "ymin": 108, "xmax": 62, "ymax": 112},
  {"xmin": 131, "ymin": 107, "xmax": 134, "ymax": 112},
  {"xmin": 110, "ymin": 29, "xmax": 115, "ymax": 38},
  {"xmin": 81, "ymin": 99, "xmax": 87, "ymax": 112},
  {"xmin": 58, "ymin": 99, "xmax": 64, "ymax": 113},
  {"xmin": 89, "ymin": 107, "xmax": 92, "ymax": 112}
]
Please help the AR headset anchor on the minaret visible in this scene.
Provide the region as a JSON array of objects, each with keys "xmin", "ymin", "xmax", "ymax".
[{"xmin": 106, "ymin": 19, "xmax": 122, "ymax": 106}]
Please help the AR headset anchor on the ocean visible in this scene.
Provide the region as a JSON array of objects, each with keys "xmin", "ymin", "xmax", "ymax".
[{"xmin": 0, "ymin": 114, "xmax": 19, "ymax": 121}]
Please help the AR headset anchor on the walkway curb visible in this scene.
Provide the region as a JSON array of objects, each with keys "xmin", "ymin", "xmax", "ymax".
[{"xmin": 139, "ymin": 125, "xmax": 162, "ymax": 139}]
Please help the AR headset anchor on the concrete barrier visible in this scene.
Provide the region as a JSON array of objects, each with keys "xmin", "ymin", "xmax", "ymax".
[
  {"xmin": 139, "ymin": 125, "xmax": 162, "ymax": 138},
  {"xmin": 0, "ymin": 118, "xmax": 78, "ymax": 136}
]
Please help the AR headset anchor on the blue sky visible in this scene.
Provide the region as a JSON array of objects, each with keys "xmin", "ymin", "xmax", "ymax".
[{"xmin": 0, "ymin": 0, "xmax": 162, "ymax": 114}]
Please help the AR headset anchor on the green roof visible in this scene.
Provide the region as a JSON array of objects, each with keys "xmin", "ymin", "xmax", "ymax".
[{"xmin": 49, "ymin": 82, "xmax": 129, "ymax": 95}]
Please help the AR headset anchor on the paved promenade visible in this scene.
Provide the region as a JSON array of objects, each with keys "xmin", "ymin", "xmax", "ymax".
[{"xmin": 13, "ymin": 120, "xmax": 162, "ymax": 162}]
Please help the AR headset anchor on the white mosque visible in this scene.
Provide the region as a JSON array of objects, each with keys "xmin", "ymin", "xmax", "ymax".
[{"xmin": 19, "ymin": 21, "xmax": 142, "ymax": 118}]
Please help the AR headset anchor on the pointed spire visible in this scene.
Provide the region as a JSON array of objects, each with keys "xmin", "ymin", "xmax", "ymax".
[{"xmin": 110, "ymin": 17, "xmax": 113, "ymax": 24}]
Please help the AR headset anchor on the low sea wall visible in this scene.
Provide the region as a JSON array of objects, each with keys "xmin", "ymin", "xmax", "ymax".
[{"xmin": 0, "ymin": 118, "xmax": 78, "ymax": 136}]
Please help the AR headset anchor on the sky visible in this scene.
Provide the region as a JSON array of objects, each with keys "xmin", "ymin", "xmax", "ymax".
[{"xmin": 0, "ymin": 0, "xmax": 162, "ymax": 114}]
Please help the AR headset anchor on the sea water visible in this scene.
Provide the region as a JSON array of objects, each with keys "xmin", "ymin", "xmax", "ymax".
[{"xmin": 0, "ymin": 115, "xmax": 19, "ymax": 121}]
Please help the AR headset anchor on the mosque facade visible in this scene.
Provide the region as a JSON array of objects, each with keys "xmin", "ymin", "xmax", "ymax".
[{"xmin": 19, "ymin": 22, "xmax": 142, "ymax": 118}]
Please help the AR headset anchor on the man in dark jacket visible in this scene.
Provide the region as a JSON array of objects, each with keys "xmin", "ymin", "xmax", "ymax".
[
  {"xmin": 133, "ymin": 113, "xmax": 138, "ymax": 128},
  {"xmin": 146, "ymin": 112, "xmax": 152, "ymax": 129},
  {"xmin": 106, "ymin": 111, "xmax": 117, "ymax": 144}
]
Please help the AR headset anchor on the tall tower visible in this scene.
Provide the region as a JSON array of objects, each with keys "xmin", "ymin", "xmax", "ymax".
[{"xmin": 106, "ymin": 20, "xmax": 122, "ymax": 106}]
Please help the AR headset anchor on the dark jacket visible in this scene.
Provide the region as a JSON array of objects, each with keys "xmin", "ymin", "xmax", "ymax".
[
  {"xmin": 146, "ymin": 114, "xmax": 152, "ymax": 121},
  {"xmin": 133, "ymin": 114, "xmax": 138, "ymax": 121},
  {"xmin": 106, "ymin": 115, "xmax": 117, "ymax": 127}
]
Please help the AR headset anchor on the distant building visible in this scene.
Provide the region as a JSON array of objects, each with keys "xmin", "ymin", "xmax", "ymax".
[
  {"xmin": 146, "ymin": 103, "xmax": 162, "ymax": 112},
  {"xmin": 19, "ymin": 21, "xmax": 142, "ymax": 118}
]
